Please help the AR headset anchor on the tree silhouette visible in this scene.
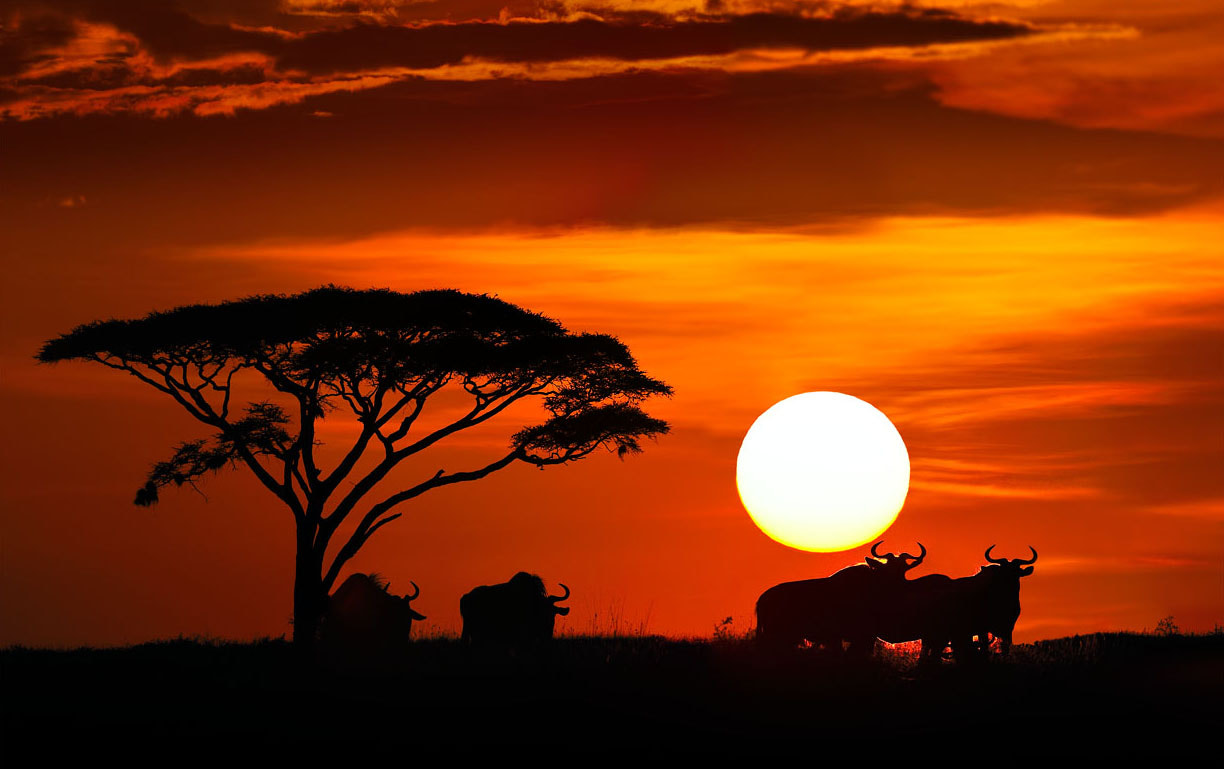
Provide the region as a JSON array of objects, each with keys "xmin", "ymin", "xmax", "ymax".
[{"xmin": 38, "ymin": 286, "xmax": 671, "ymax": 651}]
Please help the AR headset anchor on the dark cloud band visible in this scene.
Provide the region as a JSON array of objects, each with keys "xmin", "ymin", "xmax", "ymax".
[
  {"xmin": 275, "ymin": 12, "xmax": 1034, "ymax": 74},
  {"xmin": 5, "ymin": 3, "xmax": 1035, "ymax": 78}
]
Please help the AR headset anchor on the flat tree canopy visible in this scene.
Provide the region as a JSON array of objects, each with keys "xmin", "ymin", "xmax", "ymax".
[{"xmin": 39, "ymin": 285, "xmax": 671, "ymax": 648}]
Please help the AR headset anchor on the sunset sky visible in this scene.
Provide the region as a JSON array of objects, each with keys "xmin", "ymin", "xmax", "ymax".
[{"xmin": 2, "ymin": 0, "xmax": 1221, "ymax": 647}]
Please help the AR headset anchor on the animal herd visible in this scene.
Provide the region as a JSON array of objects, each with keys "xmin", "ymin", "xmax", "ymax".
[
  {"xmin": 757, "ymin": 542, "xmax": 1038, "ymax": 662},
  {"xmin": 319, "ymin": 571, "xmax": 572, "ymax": 658},
  {"xmin": 318, "ymin": 543, "xmax": 1036, "ymax": 665}
]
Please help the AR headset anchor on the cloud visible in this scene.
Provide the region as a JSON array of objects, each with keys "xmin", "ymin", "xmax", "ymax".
[
  {"xmin": 1036, "ymin": 555, "xmax": 1212, "ymax": 575},
  {"xmin": 7, "ymin": 0, "xmax": 1219, "ymax": 146},
  {"xmin": 13, "ymin": 64, "xmax": 1221, "ymax": 232},
  {"xmin": 1, "ymin": 2, "xmax": 1043, "ymax": 119},
  {"xmin": 884, "ymin": 382, "xmax": 1187, "ymax": 429},
  {"xmin": 0, "ymin": 12, "xmax": 78, "ymax": 77},
  {"xmin": 283, "ymin": 0, "xmax": 558, "ymax": 23},
  {"xmin": 835, "ymin": 300, "xmax": 1224, "ymax": 516},
  {"xmin": 922, "ymin": 0, "xmax": 1224, "ymax": 138},
  {"xmin": 908, "ymin": 478, "xmax": 1102, "ymax": 500},
  {"xmin": 1145, "ymin": 498, "xmax": 1224, "ymax": 521},
  {"xmin": 909, "ymin": 456, "xmax": 1107, "ymax": 501},
  {"xmin": 7, "ymin": 3, "xmax": 1037, "ymax": 71},
  {"xmin": 48, "ymin": 1, "xmax": 289, "ymax": 62},
  {"xmin": 6, "ymin": 70, "xmax": 402, "ymax": 120},
  {"xmin": 272, "ymin": 11, "xmax": 1035, "ymax": 75}
]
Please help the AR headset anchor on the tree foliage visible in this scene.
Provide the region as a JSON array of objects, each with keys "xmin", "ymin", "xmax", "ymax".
[{"xmin": 39, "ymin": 286, "xmax": 671, "ymax": 634}]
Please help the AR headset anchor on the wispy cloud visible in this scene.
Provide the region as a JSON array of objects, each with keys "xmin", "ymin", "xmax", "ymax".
[
  {"xmin": 1145, "ymin": 498, "xmax": 1224, "ymax": 521},
  {"xmin": 1037, "ymin": 555, "xmax": 1212, "ymax": 575},
  {"xmin": 886, "ymin": 382, "xmax": 1188, "ymax": 429},
  {"xmin": 924, "ymin": 0, "xmax": 1224, "ymax": 137},
  {"xmin": 908, "ymin": 478, "xmax": 1102, "ymax": 500}
]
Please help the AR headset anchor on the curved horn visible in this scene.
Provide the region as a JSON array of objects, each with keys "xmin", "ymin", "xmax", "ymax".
[
  {"xmin": 1015, "ymin": 546, "xmax": 1038, "ymax": 566},
  {"xmin": 549, "ymin": 583, "xmax": 570, "ymax": 603},
  {"xmin": 901, "ymin": 542, "xmax": 927, "ymax": 568},
  {"xmin": 984, "ymin": 545, "xmax": 1007, "ymax": 565},
  {"xmin": 405, "ymin": 580, "xmax": 420, "ymax": 601},
  {"xmin": 870, "ymin": 541, "xmax": 886, "ymax": 558}
]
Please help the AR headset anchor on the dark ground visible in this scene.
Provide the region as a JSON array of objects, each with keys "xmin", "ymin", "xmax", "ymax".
[{"xmin": 3, "ymin": 632, "xmax": 1221, "ymax": 759}]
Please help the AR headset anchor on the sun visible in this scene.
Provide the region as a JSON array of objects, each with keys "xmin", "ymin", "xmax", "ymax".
[{"xmin": 736, "ymin": 392, "xmax": 910, "ymax": 552}]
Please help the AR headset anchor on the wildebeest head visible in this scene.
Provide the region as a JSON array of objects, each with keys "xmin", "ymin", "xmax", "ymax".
[
  {"xmin": 980, "ymin": 545, "xmax": 1038, "ymax": 578},
  {"xmin": 864, "ymin": 540, "xmax": 927, "ymax": 579},
  {"xmin": 395, "ymin": 579, "xmax": 428, "ymax": 622},
  {"xmin": 462, "ymin": 572, "xmax": 571, "ymax": 646},
  {"xmin": 548, "ymin": 582, "xmax": 571, "ymax": 617},
  {"xmin": 509, "ymin": 571, "xmax": 571, "ymax": 629},
  {"xmin": 321, "ymin": 573, "xmax": 426, "ymax": 657}
]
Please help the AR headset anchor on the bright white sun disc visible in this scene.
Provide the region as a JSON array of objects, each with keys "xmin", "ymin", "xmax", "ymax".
[{"xmin": 736, "ymin": 392, "xmax": 910, "ymax": 552}]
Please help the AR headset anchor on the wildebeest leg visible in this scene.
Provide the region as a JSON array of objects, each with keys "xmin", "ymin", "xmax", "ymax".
[
  {"xmin": 845, "ymin": 637, "xmax": 875, "ymax": 659},
  {"xmin": 822, "ymin": 636, "xmax": 851, "ymax": 656},
  {"xmin": 997, "ymin": 632, "xmax": 1013, "ymax": 656},
  {"xmin": 950, "ymin": 635, "xmax": 979, "ymax": 665},
  {"xmin": 977, "ymin": 633, "xmax": 994, "ymax": 658},
  {"xmin": 807, "ymin": 635, "xmax": 840, "ymax": 657},
  {"xmin": 755, "ymin": 629, "xmax": 791, "ymax": 654},
  {"xmin": 918, "ymin": 638, "xmax": 944, "ymax": 667}
]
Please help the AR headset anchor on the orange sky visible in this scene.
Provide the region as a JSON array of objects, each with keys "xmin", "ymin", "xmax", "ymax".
[{"xmin": 2, "ymin": 0, "xmax": 1221, "ymax": 646}]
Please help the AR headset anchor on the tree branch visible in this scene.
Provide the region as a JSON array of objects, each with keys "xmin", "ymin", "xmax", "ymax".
[
  {"xmin": 171, "ymin": 377, "xmax": 307, "ymax": 521},
  {"xmin": 522, "ymin": 444, "xmax": 598, "ymax": 467},
  {"xmin": 320, "ymin": 377, "xmax": 549, "ymax": 537},
  {"xmin": 295, "ymin": 392, "xmax": 320, "ymax": 488},
  {"xmin": 92, "ymin": 355, "xmax": 174, "ymax": 396},
  {"xmin": 381, "ymin": 377, "xmax": 445, "ymax": 442},
  {"xmin": 219, "ymin": 366, "xmax": 238, "ymax": 420},
  {"xmin": 312, "ymin": 379, "xmax": 407, "ymax": 504},
  {"xmin": 321, "ymin": 450, "xmax": 522, "ymax": 591},
  {"xmin": 394, "ymin": 377, "xmax": 548, "ymax": 457}
]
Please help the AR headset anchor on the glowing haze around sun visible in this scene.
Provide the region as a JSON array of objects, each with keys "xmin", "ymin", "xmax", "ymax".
[{"xmin": 736, "ymin": 392, "xmax": 910, "ymax": 552}]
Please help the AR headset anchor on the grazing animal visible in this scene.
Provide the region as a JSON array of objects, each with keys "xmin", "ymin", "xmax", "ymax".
[
  {"xmin": 319, "ymin": 573, "xmax": 426, "ymax": 658},
  {"xmin": 968, "ymin": 545, "xmax": 1038, "ymax": 655},
  {"xmin": 878, "ymin": 545, "xmax": 1038, "ymax": 663},
  {"xmin": 459, "ymin": 572, "xmax": 571, "ymax": 647},
  {"xmin": 873, "ymin": 573, "xmax": 976, "ymax": 664},
  {"xmin": 755, "ymin": 541, "xmax": 927, "ymax": 655}
]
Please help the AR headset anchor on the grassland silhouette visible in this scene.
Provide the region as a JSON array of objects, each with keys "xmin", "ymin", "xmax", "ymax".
[{"xmin": 4, "ymin": 627, "xmax": 1219, "ymax": 758}]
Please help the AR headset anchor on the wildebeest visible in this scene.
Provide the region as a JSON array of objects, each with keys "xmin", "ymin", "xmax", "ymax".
[
  {"xmin": 877, "ymin": 545, "xmax": 1038, "ymax": 663},
  {"xmin": 318, "ymin": 573, "xmax": 426, "ymax": 659},
  {"xmin": 755, "ymin": 541, "xmax": 927, "ymax": 655},
  {"xmin": 459, "ymin": 572, "xmax": 571, "ymax": 647},
  {"xmin": 964, "ymin": 545, "xmax": 1038, "ymax": 655},
  {"xmin": 873, "ymin": 572, "xmax": 976, "ymax": 663}
]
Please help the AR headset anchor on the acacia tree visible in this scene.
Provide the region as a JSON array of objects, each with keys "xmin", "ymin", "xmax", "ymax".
[{"xmin": 38, "ymin": 286, "xmax": 671, "ymax": 650}]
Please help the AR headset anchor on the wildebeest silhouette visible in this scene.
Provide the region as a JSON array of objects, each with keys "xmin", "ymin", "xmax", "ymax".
[
  {"xmin": 318, "ymin": 573, "xmax": 426, "ymax": 659},
  {"xmin": 460, "ymin": 572, "xmax": 571, "ymax": 647},
  {"xmin": 874, "ymin": 545, "xmax": 1038, "ymax": 663},
  {"xmin": 967, "ymin": 545, "xmax": 1038, "ymax": 655},
  {"xmin": 872, "ymin": 572, "xmax": 972, "ymax": 663},
  {"xmin": 755, "ymin": 541, "xmax": 926, "ymax": 655}
]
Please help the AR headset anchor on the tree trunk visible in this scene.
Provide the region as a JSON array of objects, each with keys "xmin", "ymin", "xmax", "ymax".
[{"xmin": 291, "ymin": 530, "xmax": 325, "ymax": 659}]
